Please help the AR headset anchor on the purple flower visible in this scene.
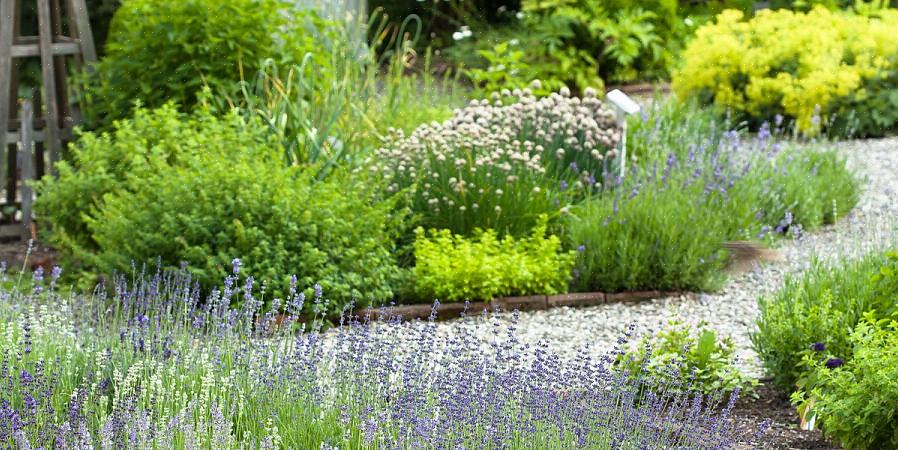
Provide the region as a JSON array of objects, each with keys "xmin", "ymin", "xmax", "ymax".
[
  {"xmin": 825, "ymin": 358, "xmax": 844, "ymax": 369},
  {"xmin": 577, "ymin": 245, "xmax": 586, "ymax": 252},
  {"xmin": 231, "ymin": 258, "xmax": 241, "ymax": 275},
  {"xmin": 560, "ymin": 180, "xmax": 568, "ymax": 191},
  {"xmin": 569, "ymin": 162, "xmax": 578, "ymax": 172},
  {"xmin": 810, "ymin": 342, "xmax": 825, "ymax": 352}
]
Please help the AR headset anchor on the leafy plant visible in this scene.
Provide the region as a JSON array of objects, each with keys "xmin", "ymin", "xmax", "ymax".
[
  {"xmin": 412, "ymin": 216, "xmax": 575, "ymax": 302},
  {"xmin": 674, "ymin": 7, "xmax": 898, "ymax": 136},
  {"xmin": 791, "ymin": 315, "xmax": 898, "ymax": 450},
  {"xmin": 753, "ymin": 252, "xmax": 896, "ymax": 390},
  {"xmin": 221, "ymin": 13, "xmax": 464, "ymax": 176},
  {"xmin": 569, "ymin": 99, "xmax": 858, "ymax": 294},
  {"xmin": 618, "ymin": 320, "xmax": 757, "ymax": 396},
  {"xmin": 463, "ymin": 40, "xmax": 537, "ymax": 97},
  {"xmin": 78, "ymin": 0, "xmax": 331, "ymax": 128},
  {"xmin": 514, "ymin": 0, "xmax": 683, "ymax": 89},
  {"xmin": 35, "ymin": 104, "xmax": 405, "ymax": 311},
  {"xmin": 371, "ymin": 86, "xmax": 620, "ymax": 238}
]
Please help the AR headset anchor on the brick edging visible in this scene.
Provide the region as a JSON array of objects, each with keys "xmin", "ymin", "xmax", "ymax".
[{"xmin": 359, "ymin": 290, "xmax": 687, "ymax": 322}]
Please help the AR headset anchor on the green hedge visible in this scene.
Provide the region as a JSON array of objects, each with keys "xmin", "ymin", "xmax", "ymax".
[{"xmin": 36, "ymin": 104, "xmax": 405, "ymax": 313}]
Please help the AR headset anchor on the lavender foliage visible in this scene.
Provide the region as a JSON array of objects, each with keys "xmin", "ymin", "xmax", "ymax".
[{"xmin": 0, "ymin": 266, "xmax": 760, "ymax": 448}]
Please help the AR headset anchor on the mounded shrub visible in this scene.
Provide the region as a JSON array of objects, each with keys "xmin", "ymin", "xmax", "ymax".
[
  {"xmin": 792, "ymin": 316, "xmax": 898, "ymax": 450},
  {"xmin": 674, "ymin": 7, "xmax": 898, "ymax": 136},
  {"xmin": 36, "ymin": 104, "xmax": 404, "ymax": 312},
  {"xmin": 369, "ymin": 85, "xmax": 621, "ymax": 237},
  {"xmin": 412, "ymin": 216, "xmax": 575, "ymax": 302},
  {"xmin": 80, "ymin": 0, "xmax": 330, "ymax": 127},
  {"xmin": 752, "ymin": 252, "xmax": 896, "ymax": 391},
  {"xmin": 567, "ymin": 103, "xmax": 858, "ymax": 293}
]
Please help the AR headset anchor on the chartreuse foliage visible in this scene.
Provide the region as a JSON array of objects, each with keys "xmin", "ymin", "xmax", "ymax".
[
  {"xmin": 674, "ymin": 6, "xmax": 898, "ymax": 136},
  {"xmin": 412, "ymin": 216, "xmax": 575, "ymax": 302}
]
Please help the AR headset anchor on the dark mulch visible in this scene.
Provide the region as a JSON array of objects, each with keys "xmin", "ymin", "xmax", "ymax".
[{"xmin": 734, "ymin": 382, "xmax": 840, "ymax": 450}]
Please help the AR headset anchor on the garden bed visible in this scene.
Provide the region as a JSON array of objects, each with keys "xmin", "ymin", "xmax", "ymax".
[
  {"xmin": 732, "ymin": 383, "xmax": 838, "ymax": 450},
  {"xmin": 359, "ymin": 290, "xmax": 680, "ymax": 321}
]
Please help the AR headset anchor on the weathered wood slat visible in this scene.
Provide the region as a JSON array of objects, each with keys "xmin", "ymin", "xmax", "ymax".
[
  {"xmin": 67, "ymin": 0, "xmax": 95, "ymax": 62},
  {"xmin": 0, "ymin": 0, "xmax": 16, "ymax": 186},
  {"xmin": 19, "ymin": 100, "xmax": 33, "ymax": 240},
  {"xmin": 10, "ymin": 41, "xmax": 80, "ymax": 57},
  {"xmin": 36, "ymin": 0, "xmax": 61, "ymax": 167}
]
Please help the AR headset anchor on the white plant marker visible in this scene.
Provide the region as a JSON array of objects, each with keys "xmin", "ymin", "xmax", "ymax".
[{"xmin": 606, "ymin": 89, "xmax": 641, "ymax": 178}]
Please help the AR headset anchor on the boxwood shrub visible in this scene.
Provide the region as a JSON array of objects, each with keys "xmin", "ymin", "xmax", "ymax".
[{"xmin": 36, "ymin": 104, "xmax": 405, "ymax": 313}]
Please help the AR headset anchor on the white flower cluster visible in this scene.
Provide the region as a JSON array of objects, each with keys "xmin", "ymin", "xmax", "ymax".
[{"xmin": 369, "ymin": 85, "xmax": 621, "ymax": 196}]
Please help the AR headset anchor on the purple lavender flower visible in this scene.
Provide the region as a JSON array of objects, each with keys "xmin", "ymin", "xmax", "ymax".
[
  {"xmin": 810, "ymin": 342, "xmax": 825, "ymax": 352},
  {"xmin": 825, "ymin": 358, "xmax": 844, "ymax": 369},
  {"xmin": 232, "ymin": 258, "xmax": 241, "ymax": 275}
]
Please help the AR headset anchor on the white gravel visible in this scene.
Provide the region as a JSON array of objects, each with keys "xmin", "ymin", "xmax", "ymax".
[{"xmin": 424, "ymin": 137, "xmax": 898, "ymax": 378}]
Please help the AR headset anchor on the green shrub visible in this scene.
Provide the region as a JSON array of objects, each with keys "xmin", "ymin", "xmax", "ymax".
[
  {"xmin": 36, "ymin": 104, "xmax": 405, "ymax": 311},
  {"xmin": 618, "ymin": 320, "xmax": 757, "ymax": 396},
  {"xmin": 225, "ymin": 26, "xmax": 463, "ymax": 175},
  {"xmin": 673, "ymin": 7, "xmax": 898, "ymax": 136},
  {"xmin": 566, "ymin": 173, "xmax": 733, "ymax": 293},
  {"xmin": 752, "ymin": 253, "xmax": 896, "ymax": 391},
  {"xmin": 792, "ymin": 315, "xmax": 898, "ymax": 450},
  {"xmin": 459, "ymin": 0, "xmax": 696, "ymax": 93},
  {"xmin": 412, "ymin": 217, "xmax": 575, "ymax": 302},
  {"xmin": 80, "ymin": 0, "xmax": 329, "ymax": 127},
  {"xmin": 567, "ymin": 99, "xmax": 858, "ymax": 294},
  {"xmin": 36, "ymin": 102, "xmax": 268, "ymax": 271}
]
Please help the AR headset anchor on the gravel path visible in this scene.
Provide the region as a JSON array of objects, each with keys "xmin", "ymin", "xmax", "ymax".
[{"xmin": 427, "ymin": 137, "xmax": 898, "ymax": 377}]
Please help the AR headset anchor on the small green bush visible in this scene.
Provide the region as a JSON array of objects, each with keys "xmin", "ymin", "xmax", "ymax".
[
  {"xmin": 674, "ymin": 7, "xmax": 898, "ymax": 136},
  {"xmin": 792, "ymin": 316, "xmax": 898, "ymax": 450},
  {"xmin": 412, "ymin": 217, "xmax": 575, "ymax": 302},
  {"xmin": 618, "ymin": 320, "xmax": 757, "ymax": 396},
  {"xmin": 80, "ymin": 0, "xmax": 329, "ymax": 127},
  {"xmin": 36, "ymin": 104, "xmax": 405, "ymax": 311},
  {"xmin": 566, "ymin": 175, "xmax": 733, "ymax": 293},
  {"xmin": 567, "ymin": 99, "xmax": 859, "ymax": 294},
  {"xmin": 752, "ymin": 252, "xmax": 896, "ymax": 390}
]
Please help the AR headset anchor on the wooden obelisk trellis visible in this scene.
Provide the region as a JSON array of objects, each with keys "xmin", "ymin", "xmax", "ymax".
[{"xmin": 0, "ymin": 0, "xmax": 96, "ymax": 240}]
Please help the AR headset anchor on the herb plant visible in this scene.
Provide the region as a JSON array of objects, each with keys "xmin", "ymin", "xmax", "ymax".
[
  {"xmin": 618, "ymin": 320, "xmax": 757, "ymax": 396},
  {"xmin": 0, "ymin": 266, "xmax": 763, "ymax": 448},
  {"xmin": 412, "ymin": 216, "xmax": 575, "ymax": 302}
]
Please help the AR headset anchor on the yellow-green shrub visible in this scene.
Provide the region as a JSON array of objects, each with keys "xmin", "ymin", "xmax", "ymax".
[
  {"xmin": 673, "ymin": 7, "xmax": 898, "ymax": 135},
  {"xmin": 412, "ymin": 218, "xmax": 576, "ymax": 302}
]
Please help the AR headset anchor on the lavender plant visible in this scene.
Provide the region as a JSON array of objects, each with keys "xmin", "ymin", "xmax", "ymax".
[
  {"xmin": 568, "ymin": 99, "xmax": 859, "ymax": 293},
  {"xmin": 368, "ymin": 82, "xmax": 621, "ymax": 237},
  {"xmin": 0, "ymin": 263, "xmax": 764, "ymax": 448}
]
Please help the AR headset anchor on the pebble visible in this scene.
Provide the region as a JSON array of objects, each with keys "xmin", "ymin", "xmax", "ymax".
[{"xmin": 423, "ymin": 137, "xmax": 898, "ymax": 377}]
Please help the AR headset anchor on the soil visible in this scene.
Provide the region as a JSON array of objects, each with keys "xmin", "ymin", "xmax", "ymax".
[{"xmin": 734, "ymin": 382, "xmax": 839, "ymax": 450}]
